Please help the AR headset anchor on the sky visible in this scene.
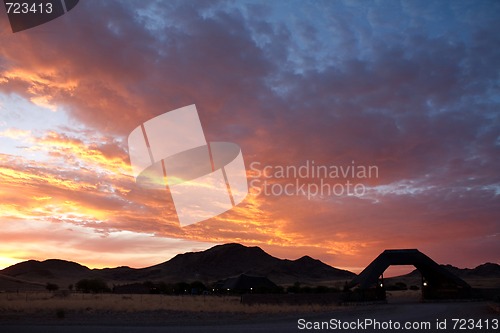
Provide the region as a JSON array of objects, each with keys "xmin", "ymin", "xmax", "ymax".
[{"xmin": 0, "ymin": 0, "xmax": 499, "ymax": 275}]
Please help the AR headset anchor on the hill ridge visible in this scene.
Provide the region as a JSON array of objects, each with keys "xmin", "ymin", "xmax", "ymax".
[{"xmin": 0, "ymin": 243, "xmax": 355, "ymax": 286}]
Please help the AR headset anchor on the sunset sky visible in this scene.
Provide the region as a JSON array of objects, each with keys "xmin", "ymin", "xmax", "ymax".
[{"xmin": 0, "ymin": 0, "xmax": 498, "ymax": 275}]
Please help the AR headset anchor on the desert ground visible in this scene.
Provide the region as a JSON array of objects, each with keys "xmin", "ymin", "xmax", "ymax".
[{"xmin": 0, "ymin": 291, "xmax": 498, "ymax": 333}]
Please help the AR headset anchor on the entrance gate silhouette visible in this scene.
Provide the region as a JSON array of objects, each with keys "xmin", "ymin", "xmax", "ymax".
[{"xmin": 347, "ymin": 249, "xmax": 471, "ymax": 300}]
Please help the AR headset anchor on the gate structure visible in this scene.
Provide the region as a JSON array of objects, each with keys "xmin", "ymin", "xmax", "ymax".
[{"xmin": 347, "ymin": 249, "xmax": 471, "ymax": 300}]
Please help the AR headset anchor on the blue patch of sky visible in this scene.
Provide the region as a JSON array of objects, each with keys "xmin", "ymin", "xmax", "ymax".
[
  {"xmin": 125, "ymin": 1, "xmax": 498, "ymax": 78},
  {"xmin": 0, "ymin": 92, "xmax": 71, "ymax": 161},
  {"xmin": 127, "ymin": 0, "xmax": 499, "ymax": 68}
]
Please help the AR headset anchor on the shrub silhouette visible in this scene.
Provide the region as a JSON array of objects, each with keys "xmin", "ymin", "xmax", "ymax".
[
  {"xmin": 75, "ymin": 278, "xmax": 110, "ymax": 293},
  {"xmin": 46, "ymin": 283, "xmax": 59, "ymax": 292}
]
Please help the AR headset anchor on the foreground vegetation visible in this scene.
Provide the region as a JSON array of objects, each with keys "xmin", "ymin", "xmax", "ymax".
[{"xmin": 0, "ymin": 292, "xmax": 336, "ymax": 314}]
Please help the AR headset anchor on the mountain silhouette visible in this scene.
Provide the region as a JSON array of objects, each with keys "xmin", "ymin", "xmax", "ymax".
[
  {"xmin": 134, "ymin": 243, "xmax": 355, "ymax": 283},
  {"xmin": 399, "ymin": 262, "xmax": 500, "ymax": 279},
  {"xmin": 2, "ymin": 259, "xmax": 90, "ymax": 280},
  {"xmin": 0, "ymin": 243, "xmax": 354, "ymax": 287},
  {"xmin": 2, "ymin": 244, "xmax": 496, "ymax": 291}
]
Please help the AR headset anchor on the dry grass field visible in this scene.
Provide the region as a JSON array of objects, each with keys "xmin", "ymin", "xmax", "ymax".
[
  {"xmin": 0, "ymin": 291, "xmax": 498, "ymax": 332},
  {"xmin": 0, "ymin": 292, "xmax": 336, "ymax": 314}
]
